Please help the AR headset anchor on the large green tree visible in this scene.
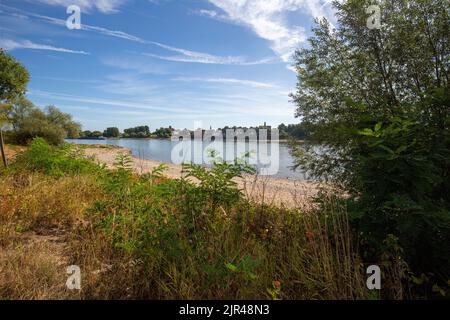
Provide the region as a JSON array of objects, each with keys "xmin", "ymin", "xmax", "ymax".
[
  {"xmin": 0, "ymin": 50, "xmax": 29, "ymax": 104},
  {"xmin": 292, "ymin": 0, "xmax": 448, "ymax": 186},
  {"xmin": 291, "ymin": 0, "xmax": 449, "ymax": 296},
  {"xmin": 103, "ymin": 127, "xmax": 120, "ymax": 138},
  {"xmin": 0, "ymin": 51, "xmax": 81, "ymax": 144},
  {"xmin": 45, "ymin": 105, "xmax": 81, "ymax": 139}
]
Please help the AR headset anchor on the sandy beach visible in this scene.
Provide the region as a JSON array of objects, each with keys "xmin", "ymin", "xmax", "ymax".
[{"xmin": 84, "ymin": 147, "xmax": 319, "ymax": 208}]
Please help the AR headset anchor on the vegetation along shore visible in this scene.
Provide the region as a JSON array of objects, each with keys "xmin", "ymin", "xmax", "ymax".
[{"xmin": 0, "ymin": 0, "xmax": 448, "ymax": 300}]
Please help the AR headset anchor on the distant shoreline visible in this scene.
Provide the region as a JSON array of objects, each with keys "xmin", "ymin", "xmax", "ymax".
[{"xmin": 67, "ymin": 137, "xmax": 304, "ymax": 143}]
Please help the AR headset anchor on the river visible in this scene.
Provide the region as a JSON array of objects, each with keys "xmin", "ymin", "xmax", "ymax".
[{"xmin": 67, "ymin": 138, "xmax": 307, "ymax": 179}]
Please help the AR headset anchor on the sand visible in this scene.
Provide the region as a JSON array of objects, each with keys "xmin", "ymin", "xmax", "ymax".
[{"xmin": 84, "ymin": 147, "xmax": 320, "ymax": 208}]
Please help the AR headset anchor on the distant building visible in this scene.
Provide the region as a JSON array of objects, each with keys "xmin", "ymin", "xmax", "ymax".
[{"xmin": 258, "ymin": 122, "xmax": 272, "ymax": 130}]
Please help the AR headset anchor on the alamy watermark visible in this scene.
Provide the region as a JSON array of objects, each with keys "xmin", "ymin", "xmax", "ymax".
[
  {"xmin": 66, "ymin": 265, "xmax": 81, "ymax": 290},
  {"xmin": 366, "ymin": 265, "xmax": 381, "ymax": 290},
  {"xmin": 170, "ymin": 122, "xmax": 280, "ymax": 176},
  {"xmin": 66, "ymin": 5, "xmax": 81, "ymax": 30},
  {"xmin": 366, "ymin": 5, "xmax": 382, "ymax": 30}
]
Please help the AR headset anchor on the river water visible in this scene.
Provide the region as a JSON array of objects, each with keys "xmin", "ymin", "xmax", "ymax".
[{"xmin": 67, "ymin": 138, "xmax": 307, "ymax": 179}]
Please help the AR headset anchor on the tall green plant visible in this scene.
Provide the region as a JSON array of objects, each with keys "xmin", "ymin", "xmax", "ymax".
[{"xmin": 291, "ymin": 0, "xmax": 450, "ymax": 296}]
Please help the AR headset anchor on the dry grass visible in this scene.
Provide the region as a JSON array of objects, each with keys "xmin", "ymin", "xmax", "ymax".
[
  {"xmin": 0, "ymin": 236, "xmax": 74, "ymax": 300},
  {"xmin": 0, "ymin": 171, "xmax": 102, "ymax": 299},
  {"xmin": 0, "ymin": 146, "xmax": 369, "ymax": 300},
  {"xmin": 0, "ymin": 173, "xmax": 101, "ymax": 242}
]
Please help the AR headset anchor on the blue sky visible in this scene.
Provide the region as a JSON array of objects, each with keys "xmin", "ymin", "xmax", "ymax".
[{"xmin": 0, "ymin": 0, "xmax": 336, "ymax": 131}]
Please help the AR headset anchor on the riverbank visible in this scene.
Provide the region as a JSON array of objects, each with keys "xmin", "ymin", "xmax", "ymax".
[{"xmin": 84, "ymin": 147, "xmax": 319, "ymax": 208}]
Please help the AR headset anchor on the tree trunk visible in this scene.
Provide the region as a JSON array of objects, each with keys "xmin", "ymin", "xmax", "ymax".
[{"xmin": 0, "ymin": 129, "xmax": 7, "ymax": 168}]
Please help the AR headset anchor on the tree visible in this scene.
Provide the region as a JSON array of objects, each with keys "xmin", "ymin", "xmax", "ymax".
[
  {"xmin": 123, "ymin": 125, "xmax": 151, "ymax": 138},
  {"xmin": 278, "ymin": 123, "xmax": 310, "ymax": 140},
  {"xmin": 0, "ymin": 50, "xmax": 29, "ymax": 164},
  {"xmin": 4, "ymin": 96, "xmax": 35, "ymax": 129},
  {"xmin": 45, "ymin": 105, "xmax": 81, "ymax": 138},
  {"xmin": 14, "ymin": 108, "xmax": 66, "ymax": 145},
  {"xmin": 2, "ymin": 102, "xmax": 82, "ymax": 145},
  {"xmin": 91, "ymin": 131, "xmax": 103, "ymax": 138},
  {"xmin": 0, "ymin": 50, "xmax": 29, "ymax": 103},
  {"xmin": 153, "ymin": 127, "xmax": 173, "ymax": 139},
  {"xmin": 291, "ymin": 0, "xmax": 449, "ymax": 185},
  {"xmin": 0, "ymin": 51, "xmax": 82, "ymax": 145},
  {"xmin": 103, "ymin": 127, "xmax": 120, "ymax": 138},
  {"xmin": 291, "ymin": 0, "xmax": 449, "ymax": 295}
]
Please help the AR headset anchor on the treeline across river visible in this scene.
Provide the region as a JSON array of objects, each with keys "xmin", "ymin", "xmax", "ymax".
[{"xmin": 79, "ymin": 123, "xmax": 310, "ymax": 141}]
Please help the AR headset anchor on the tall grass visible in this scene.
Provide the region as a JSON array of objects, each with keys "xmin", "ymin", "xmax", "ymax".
[{"xmin": 0, "ymin": 138, "xmax": 369, "ymax": 299}]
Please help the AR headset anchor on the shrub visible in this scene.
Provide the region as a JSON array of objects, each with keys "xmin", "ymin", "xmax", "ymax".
[
  {"xmin": 13, "ymin": 137, "xmax": 104, "ymax": 177},
  {"xmin": 72, "ymin": 151, "xmax": 367, "ymax": 300},
  {"xmin": 349, "ymin": 112, "xmax": 450, "ymax": 297},
  {"xmin": 182, "ymin": 152, "xmax": 256, "ymax": 210},
  {"xmin": 13, "ymin": 116, "xmax": 66, "ymax": 145}
]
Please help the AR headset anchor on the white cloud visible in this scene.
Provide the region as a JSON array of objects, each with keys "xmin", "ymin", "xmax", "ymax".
[
  {"xmin": 34, "ymin": 0, "xmax": 128, "ymax": 14},
  {"xmin": 173, "ymin": 77, "xmax": 276, "ymax": 88},
  {"xmin": 143, "ymin": 53, "xmax": 275, "ymax": 65},
  {"xmin": 97, "ymin": 73, "xmax": 160, "ymax": 96},
  {"xmin": 29, "ymin": 90, "xmax": 196, "ymax": 114},
  {"xmin": 0, "ymin": 39, "xmax": 90, "ymax": 54},
  {"xmin": 3, "ymin": 5, "xmax": 275, "ymax": 66},
  {"xmin": 205, "ymin": 0, "xmax": 336, "ymax": 62}
]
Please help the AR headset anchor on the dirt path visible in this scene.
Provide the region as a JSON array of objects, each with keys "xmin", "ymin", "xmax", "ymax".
[{"xmin": 85, "ymin": 147, "xmax": 319, "ymax": 208}]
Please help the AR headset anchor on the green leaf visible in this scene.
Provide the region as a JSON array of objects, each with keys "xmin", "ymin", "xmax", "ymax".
[
  {"xmin": 225, "ymin": 262, "xmax": 238, "ymax": 272},
  {"xmin": 358, "ymin": 128, "xmax": 374, "ymax": 136},
  {"xmin": 374, "ymin": 122, "xmax": 382, "ymax": 132}
]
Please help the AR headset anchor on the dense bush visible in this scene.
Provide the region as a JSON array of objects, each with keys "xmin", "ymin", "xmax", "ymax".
[
  {"xmin": 349, "ymin": 94, "xmax": 450, "ymax": 295},
  {"xmin": 13, "ymin": 137, "xmax": 104, "ymax": 177},
  {"xmin": 12, "ymin": 111, "xmax": 67, "ymax": 145},
  {"xmin": 291, "ymin": 0, "xmax": 449, "ymax": 297},
  {"xmin": 3, "ymin": 100, "xmax": 82, "ymax": 146},
  {"xmin": 0, "ymin": 144, "xmax": 362, "ymax": 299},
  {"xmin": 77, "ymin": 153, "xmax": 366, "ymax": 299}
]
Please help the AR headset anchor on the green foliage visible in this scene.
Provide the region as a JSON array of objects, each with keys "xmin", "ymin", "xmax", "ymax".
[
  {"xmin": 11, "ymin": 106, "xmax": 81, "ymax": 145},
  {"xmin": 182, "ymin": 151, "xmax": 256, "ymax": 209},
  {"xmin": 2, "ymin": 135, "xmax": 367, "ymax": 299},
  {"xmin": 123, "ymin": 125, "xmax": 151, "ymax": 138},
  {"xmin": 45, "ymin": 105, "xmax": 81, "ymax": 139},
  {"xmin": 291, "ymin": 0, "xmax": 450, "ymax": 296},
  {"xmin": 291, "ymin": 0, "xmax": 449, "ymax": 184},
  {"xmin": 86, "ymin": 163, "xmax": 365, "ymax": 299},
  {"xmin": 81, "ymin": 130, "xmax": 103, "ymax": 139},
  {"xmin": 278, "ymin": 123, "xmax": 310, "ymax": 140},
  {"xmin": 141, "ymin": 163, "xmax": 169, "ymax": 185},
  {"xmin": 103, "ymin": 127, "xmax": 120, "ymax": 138},
  {"xmin": 1, "ymin": 91, "xmax": 82, "ymax": 145},
  {"xmin": 0, "ymin": 50, "xmax": 29, "ymax": 104},
  {"xmin": 350, "ymin": 112, "xmax": 450, "ymax": 290},
  {"xmin": 13, "ymin": 137, "xmax": 103, "ymax": 177},
  {"xmin": 114, "ymin": 153, "xmax": 133, "ymax": 172},
  {"xmin": 153, "ymin": 127, "xmax": 173, "ymax": 139},
  {"xmin": 13, "ymin": 110, "xmax": 67, "ymax": 146}
]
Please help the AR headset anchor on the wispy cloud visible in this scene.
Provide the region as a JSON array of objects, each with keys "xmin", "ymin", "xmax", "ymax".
[
  {"xmin": 97, "ymin": 73, "xmax": 160, "ymax": 96},
  {"xmin": 2, "ymin": 4, "xmax": 275, "ymax": 65},
  {"xmin": 143, "ymin": 53, "xmax": 276, "ymax": 65},
  {"xmin": 33, "ymin": 0, "xmax": 128, "ymax": 14},
  {"xmin": 101, "ymin": 56, "xmax": 167, "ymax": 74},
  {"xmin": 173, "ymin": 77, "xmax": 276, "ymax": 88},
  {"xmin": 29, "ymin": 89, "xmax": 197, "ymax": 114},
  {"xmin": 0, "ymin": 38, "xmax": 90, "ymax": 54},
  {"xmin": 204, "ymin": 0, "xmax": 336, "ymax": 62}
]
